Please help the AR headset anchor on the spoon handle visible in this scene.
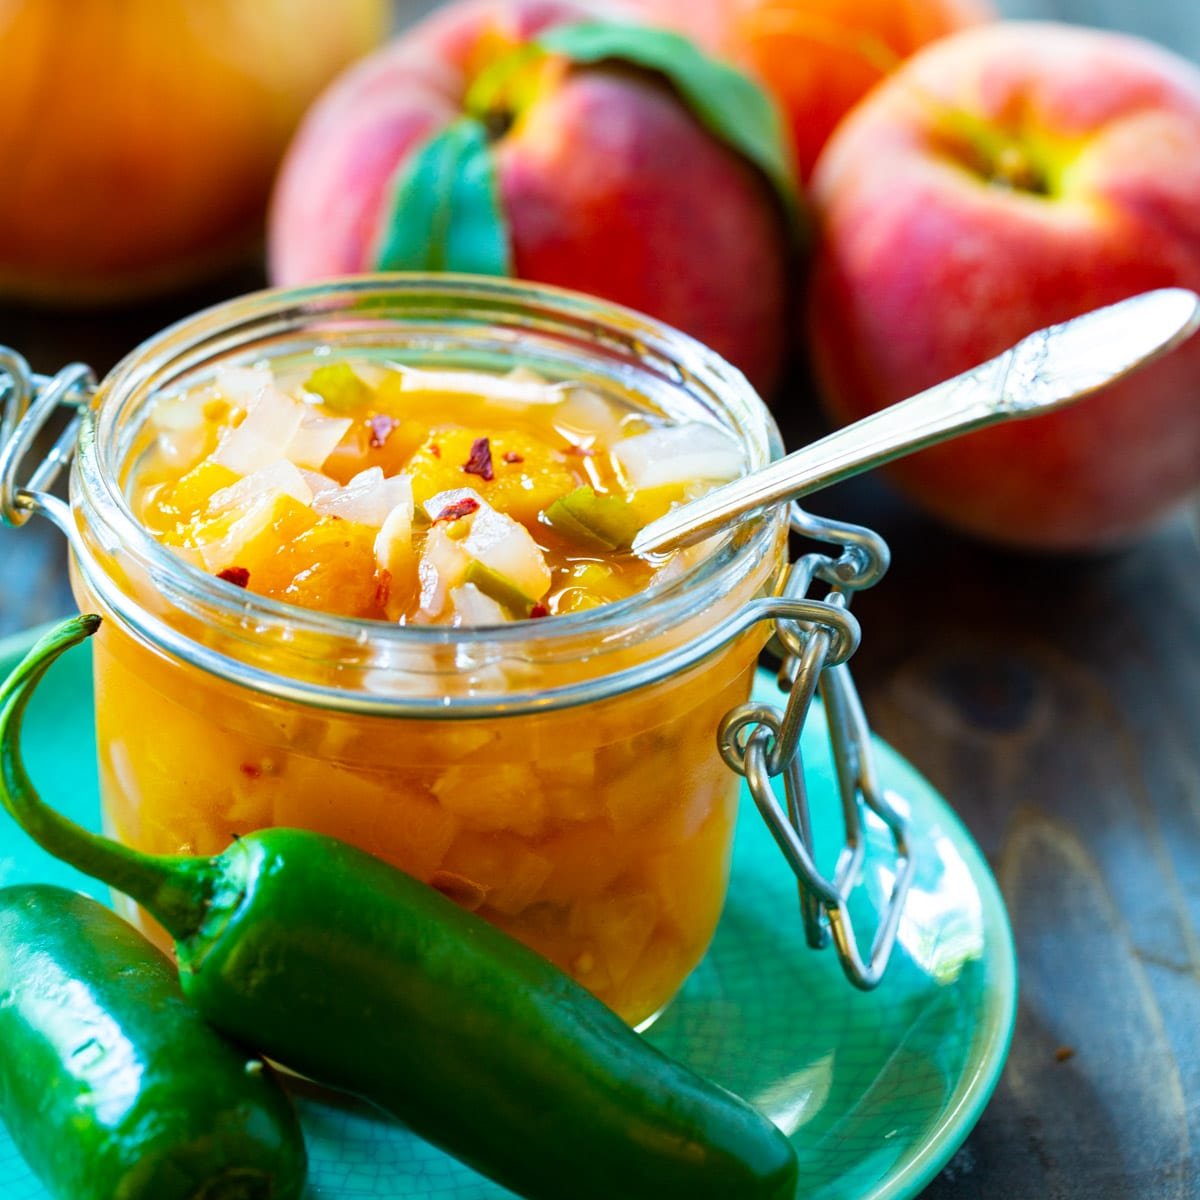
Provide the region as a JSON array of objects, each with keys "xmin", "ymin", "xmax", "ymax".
[{"xmin": 632, "ymin": 288, "xmax": 1200, "ymax": 555}]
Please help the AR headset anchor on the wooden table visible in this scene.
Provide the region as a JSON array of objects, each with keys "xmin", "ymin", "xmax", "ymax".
[{"xmin": 1, "ymin": 1, "xmax": 1198, "ymax": 1196}]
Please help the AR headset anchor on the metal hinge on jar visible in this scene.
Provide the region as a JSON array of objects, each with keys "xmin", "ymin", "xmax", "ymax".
[
  {"xmin": 718, "ymin": 504, "xmax": 914, "ymax": 991},
  {"xmin": 0, "ymin": 352, "xmax": 94, "ymax": 529}
]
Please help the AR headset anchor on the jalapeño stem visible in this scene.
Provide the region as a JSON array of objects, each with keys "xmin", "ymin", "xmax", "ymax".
[{"xmin": 0, "ymin": 616, "xmax": 216, "ymax": 941}]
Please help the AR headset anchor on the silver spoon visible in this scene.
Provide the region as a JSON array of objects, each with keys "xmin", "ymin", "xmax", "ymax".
[{"xmin": 632, "ymin": 287, "xmax": 1200, "ymax": 555}]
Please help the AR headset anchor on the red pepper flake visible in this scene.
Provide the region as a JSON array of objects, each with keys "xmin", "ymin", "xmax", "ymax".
[
  {"xmin": 1055, "ymin": 1046, "xmax": 1076, "ymax": 1063},
  {"xmin": 239, "ymin": 762, "xmax": 262, "ymax": 780},
  {"xmin": 367, "ymin": 414, "xmax": 399, "ymax": 449},
  {"xmin": 435, "ymin": 497, "xmax": 481, "ymax": 522},
  {"xmin": 374, "ymin": 569, "xmax": 392, "ymax": 610},
  {"xmin": 566, "ymin": 443, "xmax": 595, "ymax": 457},
  {"xmin": 463, "ymin": 436, "xmax": 495, "ymax": 481},
  {"xmin": 529, "ymin": 603, "xmax": 550, "ymax": 619},
  {"xmin": 217, "ymin": 566, "xmax": 250, "ymax": 588},
  {"xmin": 502, "ymin": 450, "xmax": 524, "ymax": 464},
  {"xmin": 430, "ymin": 443, "xmax": 442, "ymax": 459}
]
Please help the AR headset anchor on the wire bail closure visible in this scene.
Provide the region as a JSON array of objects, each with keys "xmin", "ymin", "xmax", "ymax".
[
  {"xmin": 719, "ymin": 504, "xmax": 914, "ymax": 990},
  {"xmin": 0, "ymin": 351, "xmax": 94, "ymax": 529}
]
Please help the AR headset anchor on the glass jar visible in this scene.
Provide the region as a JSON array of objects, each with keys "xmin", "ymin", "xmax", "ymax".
[{"xmin": 24, "ymin": 276, "xmax": 789, "ymax": 1028}]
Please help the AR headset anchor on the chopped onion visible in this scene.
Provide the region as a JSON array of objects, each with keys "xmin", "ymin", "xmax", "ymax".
[
  {"xmin": 552, "ymin": 387, "xmax": 623, "ymax": 448},
  {"xmin": 208, "ymin": 460, "xmax": 313, "ymax": 515},
  {"xmin": 211, "ymin": 385, "xmax": 307, "ymax": 476},
  {"xmin": 150, "ymin": 392, "xmax": 210, "ymax": 467},
  {"xmin": 374, "ymin": 494, "xmax": 416, "ymax": 576},
  {"xmin": 613, "ymin": 424, "xmax": 744, "ymax": 490},
  {"xmin": 286, "ymin": 412, "xmax": 352, "ymax": 470},
  {"xmin": 463, "ymin": 504, "xmax": 552, "ymax": 600},
  {"xmin": 418, "ymin": 525, "xmax": 470, "ymax": 616},
  {"xmin": 312, "ymin": 468, "xmax": 413, "ymax": 527},
  {"xmin": 299, "ymin": 469, "xmax": 340, "ymax": 497},
  {"xmin": 150, "ymin": 391, "xmax": 208, "ymax": 433},
  {"xmin": 213, "ymin": 365, "xmax": 273, "ymax": 409},
  {"xmin": 157, "ymin": 426, "xmax": 209, "ymax": 470},
  {"xmin": 423, "ymin": 487, "xmax": 484, "ymax": 522},
  {"xmin": 421, "ymin": 489, "xmax": 550, "ymax": 600},
  {"xmin": 449, "ymin": 583, "xmax": 510, "ymax": 626},
  {"xmin": 649, "ymin": 534, "xmax": 723, "ymax": 586},
  {"xmin": 391, "ymin": 364, "xmax": 566, "ymax": 406}
]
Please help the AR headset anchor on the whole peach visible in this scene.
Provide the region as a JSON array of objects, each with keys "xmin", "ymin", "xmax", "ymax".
[
  {"xmin": 808, "ymin": 22, "xmax": 1200, "ymax": 550},
  {"xmin": 268, "ymin": 0, "xmax": 793, "ymax": 394},
  {"xmin": 617, "ymin": 0, "xmax": 993, "ymax": 181}
]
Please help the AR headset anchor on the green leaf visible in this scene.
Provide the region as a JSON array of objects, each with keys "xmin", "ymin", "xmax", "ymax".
[
  {"xmin": 536, "ymin": 20, "xmax": 800, "ymax": 222},
  {"xmin": 372, "ymin": 116, "xmax": 512, "ymax": 276}
]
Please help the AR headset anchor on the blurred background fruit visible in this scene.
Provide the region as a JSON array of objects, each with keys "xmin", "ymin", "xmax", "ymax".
[
  {"xmin": 0, "ymin": 0, "xmax": 388, "ymax": 304},
  {"xmin": 268, "ymin": 0, "xmax": 797, "ymax": 395},
  {"xmin": 620, "ymin": 0, "xmax": 994, "ymax": 180},
  {"xmin": 807, "ymin": 21, "xmax": 1200, "ymax": 550}
]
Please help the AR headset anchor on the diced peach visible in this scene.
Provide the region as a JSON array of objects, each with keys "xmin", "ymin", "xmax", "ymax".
[
  {"xmin": 644, "ymin": 802, "xmax": 737, "ymax": 941},
  {"xmin": 534, "ymin": 749, "xmax": 605, "ymax": 824},
  {"xmin": 407, "ymin": 427, "xmax": 578, "ymax": 525},
  {"xmin": 370, "ymin": 791, "xmax": 462, "ymax": 881},
  {"xmin": 186, "ymin": 492, "xmax": 319, "ymax": 581},
  {"xmin": 199, "ymin": 749, "xmax": 286, "ymax": 831},
  {"xmin": 606, "ymin": 929, "xmax": 694, "ymax": 1021},
  {"xmin": 441, "ymin": 832, "xmax": 553, "ymax": 917},
  {"xmin": 259, "ymin": 517, "xmax": 381, "ymax": 616},
  {"xmin": 321, "ymin": 415, "xmax": 431, "ymax": 483},
  {"xmin": 534, "ymin": 821, "xmax": 629, "ymax": 904},
  {"xmin": 432, "ymin": 760, "xmax": 545, "ymax": 836},
  {"xmin": 569, "ymin": 890, "xmax": 660, "ymax": 988},
  {"xmin": 601, "ymin": 747, "xmax": 672, "ymax": 834},
  {"xmin": 273, "ymin": 760, "xmax": 387, "ymax": 846},
  {"xmin": 159, "ymin": 460, "xmax": 241, "ymax": 523}
]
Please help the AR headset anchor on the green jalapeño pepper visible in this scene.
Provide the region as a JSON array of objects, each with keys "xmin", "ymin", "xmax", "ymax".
[
  {"xmin": 0, "ymin": 616, "xmax": 800, "ymax": 1200},
  {"xmin": 0, "ymin": 883, "xmax": 307, "ymax": 1200}
]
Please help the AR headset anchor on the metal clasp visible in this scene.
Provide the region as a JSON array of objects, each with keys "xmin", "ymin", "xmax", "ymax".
[
  {"xmin": 719, "ymin": 504, "xmax": 914, "ymax": 990},
  {"xmin": 0, "ymin": 350, "xmax": 94, "ymax": 528}
]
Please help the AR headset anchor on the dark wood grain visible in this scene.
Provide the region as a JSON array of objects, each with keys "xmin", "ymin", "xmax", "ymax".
[
  {"xmin": 1, "ymin": 2, "xmax": 1199, "ymax": 1198},
  {"xmin": 819, "ymin": 478, "xmax": 1200, "ymax": 1199}
]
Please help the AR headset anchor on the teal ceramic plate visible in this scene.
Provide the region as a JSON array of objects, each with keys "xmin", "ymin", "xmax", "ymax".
[{"xmin": 0, "ymin": 626, "xmax": 1015, "ymax": 1200}]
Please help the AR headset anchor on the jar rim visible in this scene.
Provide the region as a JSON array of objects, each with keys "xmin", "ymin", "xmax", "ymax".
[{"xmin": 72, "ymin": 274, "xmax": 787, "ymax": 715}]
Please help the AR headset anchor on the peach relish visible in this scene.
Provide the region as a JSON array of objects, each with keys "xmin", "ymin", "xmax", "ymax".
[
  {"xmin": 99, "ymin": 356, "xmax": 769, "ymax": 1026},
  {"xmin": 131, "ymin": 360, "xmax": 746, "ymax": 622}
]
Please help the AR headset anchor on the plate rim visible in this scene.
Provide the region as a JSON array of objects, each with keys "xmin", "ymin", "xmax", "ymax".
[
  {"xmin": 741, "ymin": 667, "xmax": 1017, "ymax": 1200},
  {"xmin": 0, "ymin": 622, "xmax": 1017, "ymax": 1200},
  {"xmin": 859, "ymin": 740, "xmax": 1017, "ymax": 1200}
]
